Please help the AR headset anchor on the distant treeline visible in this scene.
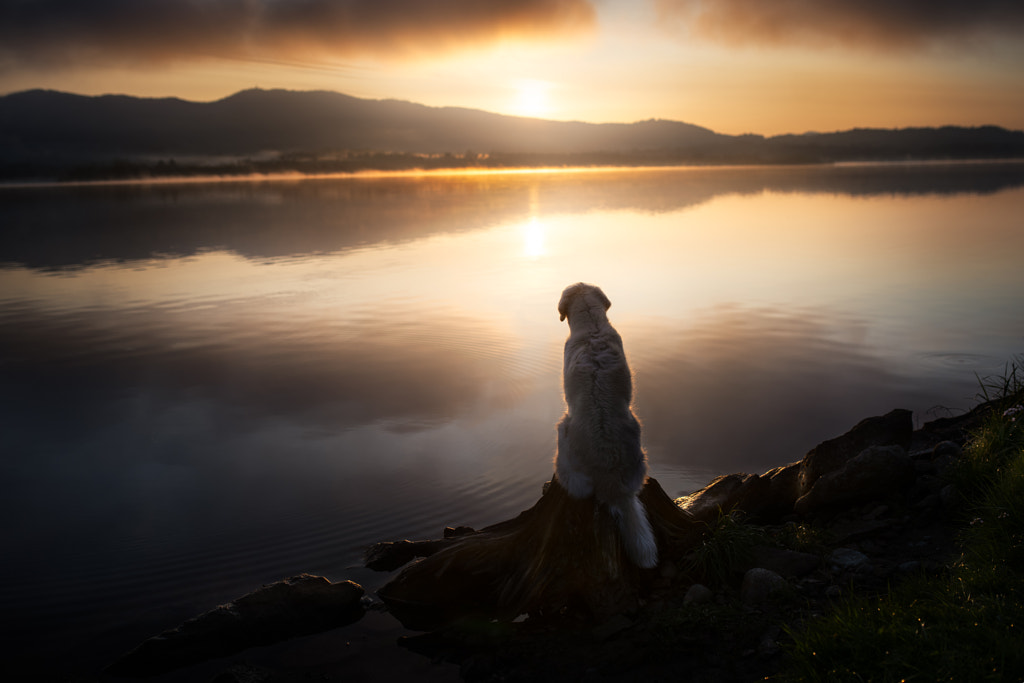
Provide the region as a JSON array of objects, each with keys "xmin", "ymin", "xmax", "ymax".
[{"xmin": 5, "ymin": 150, "xmax": 1024, "ymax": 185}]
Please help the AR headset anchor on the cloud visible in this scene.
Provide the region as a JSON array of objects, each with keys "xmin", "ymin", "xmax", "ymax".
[
  {"xmin": 654, "ymin": 0, "xmax": 1024, "ymax": 50},
  {"xmin": 0, "ymin": 0, "xmax": 596, "ymax": 70}
]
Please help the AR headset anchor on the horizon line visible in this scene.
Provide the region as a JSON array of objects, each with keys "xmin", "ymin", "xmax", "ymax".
[{"xmin": 3, "ymin": 86, "xmax": 1022, "ymax": 140}]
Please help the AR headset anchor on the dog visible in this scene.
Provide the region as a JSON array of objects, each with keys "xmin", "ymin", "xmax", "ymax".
[{"xmin": 554, "ymin": 283, "xmax": 658, "ymax": 568}]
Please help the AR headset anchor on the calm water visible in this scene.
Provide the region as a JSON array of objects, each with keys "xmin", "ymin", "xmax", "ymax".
[{"xmin": 2, "ymin": 163, "xmax": 1023, "ymax": 675}]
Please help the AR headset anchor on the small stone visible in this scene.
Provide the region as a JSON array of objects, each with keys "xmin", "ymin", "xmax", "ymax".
[
  {"xmin": 829, "ymin": 548, "xmax": 871, "ymax": 572},
  {"xmin": 741, "ymin": 568, "xmax": 788, "ymax": 604},
  {"xmin": 825, "ymin": 585, "xmax": 842, "ymax": 599},
  {"xmin": 683, "ymin": 583, "xmax": 713, "ymax": 606},
  {"xmin": 898, "ymin": 561, "xmax": 921, "ymax": 574}
]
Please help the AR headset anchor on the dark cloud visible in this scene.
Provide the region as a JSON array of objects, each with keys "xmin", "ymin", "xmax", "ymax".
[
  {"xmin": 0, "ymin": 0, "xmax": 595, "ymax": 69},
  {"xmin": 655, "ymin": 0, "xmax": 1024, "ymax": 49}
]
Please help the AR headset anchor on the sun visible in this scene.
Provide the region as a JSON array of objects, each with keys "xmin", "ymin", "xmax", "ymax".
[{"xmin": 514, "ymin": 79, "xmax": 552, "ymax": 118}]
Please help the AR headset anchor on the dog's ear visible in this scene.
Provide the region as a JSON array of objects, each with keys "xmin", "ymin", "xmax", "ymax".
[
  {"xmin": 596, "ymin": 287, "xmax": 611, "ymax": 311},
  {"xmin": 558, "ymin": 283, "xmax": 581, "ymax": 322}
]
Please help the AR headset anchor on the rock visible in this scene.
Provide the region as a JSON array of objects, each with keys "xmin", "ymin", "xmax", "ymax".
[
  {"xmin": 916, "ymin": 404, "xmax": 990, "ymax": 450},
  {"xmin": 107, "ymin": 574, "xmax": 365, "ymax": 677},
  {"xmin": 829, "ymin": 548, "xmax": 871, "ymax": 572},
  {"xmin": 794, "ymin": 445, "xmax": 913, "ymax": 515},
  {"xmin": 931, "ymin": 441, "xmax": 962, "ymax": 475},
  {"xmin": 751, "ymin": 546, "xmax": 820, "ymax": 578},
  {"xmin": 761, "ymin": 462, "xmax": 803, "ymax": 519},
  {"xmin": 683, "ymin": 583, "xmax": 714, "ymax": 606},
  {"xmin": 798, "ymin": 409, "xmax": 913, "ymax": 495},
  {"xmin": 898, "ymin": 561, "xmax": 921, "ymax": 574},
  {"xmin": 677, "ymin": 473, "xmax": 768, "ymax": 523},
  {"xmin": 675, "ymin": 462, "xmax": 801, "ymax": 523},
  {"xmin": 364, "ymin": 538, "xmax": 455, "ymax": 571},
  {"xmin": 741, "ymin": 568, "xmax": 788, "ymax": 604}
]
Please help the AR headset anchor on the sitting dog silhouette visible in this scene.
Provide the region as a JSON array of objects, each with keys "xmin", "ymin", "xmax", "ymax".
[{"xmin": 554, "ymin": 283, "xmax": 657, "ymax": 568}]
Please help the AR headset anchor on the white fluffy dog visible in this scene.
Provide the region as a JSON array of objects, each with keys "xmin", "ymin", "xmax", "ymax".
[{"xmin": 554, "ymin": 283, "xmax": 658, "ymax": 568}]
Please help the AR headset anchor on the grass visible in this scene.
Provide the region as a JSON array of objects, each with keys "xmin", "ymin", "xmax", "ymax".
[
  {"xmin": 780, "ymin": 362, "xmax": 1024, "ymax": 682},
  {"xmin": 685, "ymin": 508, "xmax": 832, "ymax": 587},
  {"xmin": 685, "ymin": 510, "xmax": 764, "ymax": 586}
]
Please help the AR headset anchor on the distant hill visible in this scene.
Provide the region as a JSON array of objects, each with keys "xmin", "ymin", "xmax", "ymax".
[{"xmin": 1, "ymin": 88, "xmax": 1023, "ymax": 180}]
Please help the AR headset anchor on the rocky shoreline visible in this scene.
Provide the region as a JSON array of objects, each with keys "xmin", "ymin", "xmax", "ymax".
[
  {"xmin": 384, "ymin": 406, "xmax": 982, "ymax": 683},
  {"xmin": 109, "ymin": 401, "xmax": 991, "ymax": 682}
]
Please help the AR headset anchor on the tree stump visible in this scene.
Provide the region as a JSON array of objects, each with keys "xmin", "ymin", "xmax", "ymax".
[{"xmin": 367, "ymin": 477, "xmax": 701, "ymax": 631}]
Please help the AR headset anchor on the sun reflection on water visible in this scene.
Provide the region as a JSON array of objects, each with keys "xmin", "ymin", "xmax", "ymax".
[{"xmin": 522, "ymin": 217, "xmax": 547, "ymax": 259}]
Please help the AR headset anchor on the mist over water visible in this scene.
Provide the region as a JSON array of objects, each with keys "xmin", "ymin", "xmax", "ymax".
[{"xmin": 2, "ymin": 162, "xmax": 1023, "ymax": 675}]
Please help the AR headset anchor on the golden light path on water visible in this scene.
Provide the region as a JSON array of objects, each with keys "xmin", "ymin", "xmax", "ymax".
[{"xmin": 4, "ymin": 177, "xmax": 1021, "ymax": 349}]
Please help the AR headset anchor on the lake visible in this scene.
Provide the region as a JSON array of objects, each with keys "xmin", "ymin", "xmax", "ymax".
[{"xmin": 2, "ymin": 162, "xmax": 1023, "ymax": 677}]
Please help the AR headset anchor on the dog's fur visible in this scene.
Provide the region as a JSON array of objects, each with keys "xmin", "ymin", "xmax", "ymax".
[{"xmin": 554, "ymin": 283, "xmax": 658, "ymax": 568}]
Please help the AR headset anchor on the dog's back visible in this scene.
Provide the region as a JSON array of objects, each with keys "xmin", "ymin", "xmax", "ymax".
[{"xmin": 555, "ymin": 283, "xmax": 657, "ymax": 568}]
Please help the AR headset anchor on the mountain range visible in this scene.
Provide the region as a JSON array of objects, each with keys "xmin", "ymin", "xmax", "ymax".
[{"xmin": 2, "ymin": 88, "xmax": 1023, "ymax": 179}]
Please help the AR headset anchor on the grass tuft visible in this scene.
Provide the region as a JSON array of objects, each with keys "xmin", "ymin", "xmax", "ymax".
[{"xmin": 685, "ymin": 509, "xmax": 765, "ymax": 586}]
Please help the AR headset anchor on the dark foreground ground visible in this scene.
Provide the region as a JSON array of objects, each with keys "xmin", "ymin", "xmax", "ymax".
[{"xmin": 183, "ymin": 484, "xmax": 958, "ymax": 683}]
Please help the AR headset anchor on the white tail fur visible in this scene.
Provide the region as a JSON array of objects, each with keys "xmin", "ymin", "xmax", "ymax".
[{"xmin": 610, "ymin": 495, "xmax": 658, "ymax": 569}]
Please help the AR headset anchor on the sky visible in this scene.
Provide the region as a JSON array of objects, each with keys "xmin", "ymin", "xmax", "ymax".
[{"xmin": 1, "ymin": 0, "xmax": 1023, "ymax": 136}]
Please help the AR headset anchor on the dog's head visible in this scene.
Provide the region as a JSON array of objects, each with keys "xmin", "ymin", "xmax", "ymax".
[{"xmin": 558, "ymin": 282, "xmax": 611, "ymax": 322}]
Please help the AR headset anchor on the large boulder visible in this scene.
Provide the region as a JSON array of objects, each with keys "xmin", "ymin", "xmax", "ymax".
[
  {"xmin": 676, "ymin": 473, "xmax": 767, "ymax": 522},
  {"xmin": 798, "ymin": 409, "xmax": 913, "ymax": 495},
  {"xmin": 107, "ymin": 574, "xmax": 365, "ymax": 677},
  {"xmin": 794, "ymin": 445, "xmax": 914, "ymax": 515},
  {"xmin": 676, "ymin": 462, "xmax": 801, "ymax": 523}
]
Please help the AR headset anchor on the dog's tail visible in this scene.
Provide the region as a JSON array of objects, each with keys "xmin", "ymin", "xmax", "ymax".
[{"xmin": 610, "ymin": 495, "xmax": 658, "ymax": 569}]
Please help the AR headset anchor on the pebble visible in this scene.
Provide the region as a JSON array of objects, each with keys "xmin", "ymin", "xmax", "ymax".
[
  {"xmin": 741, "ymin": 568, "xmax": 788, "ymax": 604},
  {"xmin": 829, "ymin": 548, "xmax": 871, "ymax": 572},
  {"xmin": 683, "ymin": 583, "xmax": 714, "ymax": 606}
]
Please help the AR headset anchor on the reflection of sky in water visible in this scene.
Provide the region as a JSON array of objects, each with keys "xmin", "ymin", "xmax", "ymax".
[{"xmin": 1, "ymin": 164, "xmax": 1023, "ymax": 672}]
